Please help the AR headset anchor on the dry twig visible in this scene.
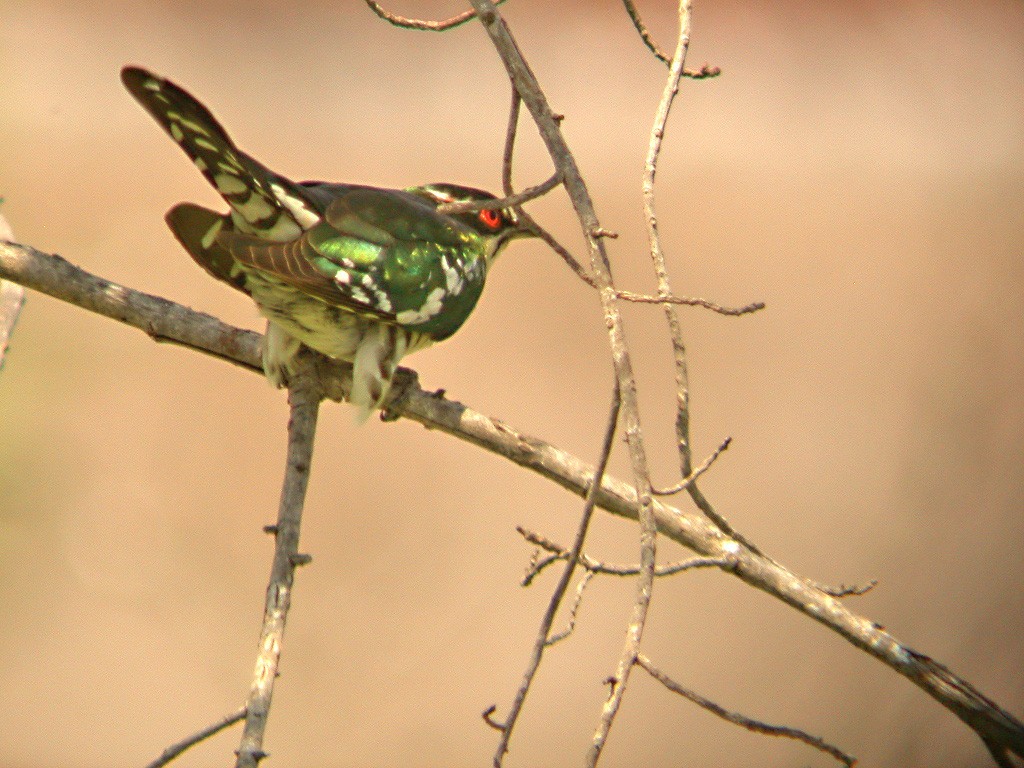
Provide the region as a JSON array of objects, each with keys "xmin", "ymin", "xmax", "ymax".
[
  {"xmin": 653, "ymin": 436, "xmax": 731, "ymax": 496},
  {"xmin": 636, "ymin": 654, "xmax": 856, "ymax": 766},
  {"xmin": 621, "ymin": 0, "xmax": 721, "ymax": 78},
  {"xmin": 235, "ymin": 356, "xmax": 322, "ymax": 768},
  {"xmin": 147, "ymin": 707, "xmax": 247, "ymax": 768},
  {"xmin": 518, "ymin": 526, "xmax": 731, "ymax": 582},
  {"xmin": 492, "ymin": 385, "xmax": 621, "ymax": 766},
  {"xmin": 363, "ymin": 0, "xmax": 505, "ymax": 31}
]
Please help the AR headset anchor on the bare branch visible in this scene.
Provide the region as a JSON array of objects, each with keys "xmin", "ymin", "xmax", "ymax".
[
  {"xmin": 620, "ymin": 0, "xmax": 721, "ymax": 78},
  {"xmin": 635, "ymin": 0, "xmax": 763, "ymax": 562},
  {"xmin": 493, "ymin": 384, "xmax": 621, "ymax": 767},
  {"xmin": 501, "ymin": 87, "xmax": 522, "ymax": 196},
  {"xmin": 364, "ymin": 0, "xmax": 505, "ymax": 31},
  {"xmin": 147, "ymin": 706, "xmax": 247, "ymax": 768},
  {"xmin": 519, "ymin": 527, "xmax": 731, "ymax": 580},
  {"xmin": 235, "ymin": 357, "xmax": 322, "ymax": 768},
  {"xmin": 614, "ymin": 290, "xmax": 763, "ymax": 316},
  {"xmin": 576, "ymin": 0, "xmax": 719, "ymax": 753},
  {"xmin": 3, "ymin": 240, "xmax": 1022, "ymax": 759},
  {"xmin": 636, "ymin": 654, "xmax": 856, "ymax": 766},
  {"xmin": 521, "ymin": 215, "xmax": 763, "ymax": 316},
  {"xmin": 653, "ymin": 436, "xmax": 731, "ymax": 496},
  {"xmin": 621, "ymin": 0, "xmax": 672, "ymax": 64},
  {"xmin": 544, "ymin": 569, "xmax": 595, "ymax": 646}
]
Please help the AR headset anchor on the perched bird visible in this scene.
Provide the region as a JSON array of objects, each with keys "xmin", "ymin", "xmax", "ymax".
[{"xmin": 122, "ymin": 66, "xmax": 532, "ymax": 420}]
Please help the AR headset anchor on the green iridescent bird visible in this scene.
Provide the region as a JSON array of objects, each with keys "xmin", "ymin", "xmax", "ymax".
[{"xmin": 122, "ymin": 66, "xmax": 532, "ymax": 420}]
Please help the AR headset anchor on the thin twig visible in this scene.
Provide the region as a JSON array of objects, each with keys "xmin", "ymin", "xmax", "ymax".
[
  {"xmin": 364, "ymin": 0, "xmax": 505, "ymax": 31},
  {"xmin": 636, "ymin": 655, "xmax": 856, "ymax": 766},
  {"xmin": 518, "ymin": 527, "xmax": 730, "ymax": 581},
  {"xmin": 644, "ymin": 0, "xmax": 693, "ymax": 484},
  {"xmin": 653, "ymin": 436, "xmax": 731, "ymax": 496},
  {"xmin": 521, "ymin": 215, "xmax": 764, "ymax": 317},
  {"xmin": 614, "ymin": 290, "xmax": 763, "ymax": 316},
  {"xmin": 434, "ymin": 172, "xmax": 562, "ymax": 215},
  {"xmin": 578, "ymin": 0, "xmax": 713, "ymax": 757},
  {"xmin": 493, "ymin": 384, "xmax": 621, "ymax": 767},
  {"xmin": 501, "ymin": 87, "xmax": 521, "ymax": 196},
  {"xmin": 637, "ymin": 1, "xmax": 761, "ymax": 558},
  {"xmin": 146, "ymin": 706, "xmax": 247, "ymax": 768},
  {"xmin": 235, "ymin": 357, "xmax": 322, "ymax": 768},
  {"xmin": 462, "ymin": 4, "xmax": 663, "ymax": 763},
  {"xmin": 621, "ymin": 0, "xmax": 671, "ymax": 63},
  {"xmin": 545, "ymin": 569, "xmax": 595, "ymax": 646},
  {"xmin": 3, "ymin": 241, "xmax": 1023, "ymax": 759},
  {"xmin": 621, "ymin": 0, "xmax": 721, "ymax": 78}
]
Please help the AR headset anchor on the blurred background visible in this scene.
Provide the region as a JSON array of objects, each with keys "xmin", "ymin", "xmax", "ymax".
[{"xmin": 1, "ymin": 1, "xmax": 1022, "ymax": 766}]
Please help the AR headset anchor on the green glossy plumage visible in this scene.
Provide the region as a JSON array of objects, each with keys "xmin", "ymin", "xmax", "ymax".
[{"xmin": 122, "ymin": 66, "xmax": 532, "ymax": 419}]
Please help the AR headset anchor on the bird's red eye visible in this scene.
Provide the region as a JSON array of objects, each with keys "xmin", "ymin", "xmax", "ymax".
[{"xmin": 478, "ymin": 208, "xmax": 502, "ymax": 230}]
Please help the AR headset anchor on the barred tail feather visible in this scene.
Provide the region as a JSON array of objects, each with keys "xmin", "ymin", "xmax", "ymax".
[
  {"xmin": 121, "ymin": 66, "xmax": 310, "ymax": 240},
  {"xmin": 350, "ymin": 324, "xmax": 409, "ymax": 423}
]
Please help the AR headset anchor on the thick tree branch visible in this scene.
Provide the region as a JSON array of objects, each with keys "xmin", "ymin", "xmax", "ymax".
[{"xmin": 2, "ymin": 239, "xmax": 1022, "ymax": 759}]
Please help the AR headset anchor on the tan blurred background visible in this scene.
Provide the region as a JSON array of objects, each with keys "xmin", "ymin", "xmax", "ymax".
[{"xmin": 2, "ymin": 1, "xmax": 1022, "ymax": 766}]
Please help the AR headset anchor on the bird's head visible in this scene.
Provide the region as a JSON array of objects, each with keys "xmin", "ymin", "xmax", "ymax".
[{"xmin": 411, "ymin": 183, "xmax": 535, "ymax": 260}]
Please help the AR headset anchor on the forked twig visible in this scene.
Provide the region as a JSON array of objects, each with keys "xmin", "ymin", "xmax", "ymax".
[
  {"xmin": 636, "ymin": 655, "xmax": 856, "ymax": 766},
  {"xmin": 653, "ymin": 436, "xmax": 731, "ymax": 496},
  {"xmin": 493, "ymin": 384, "xmax": 621, "ymax": 766},
  {"xmin": 519, "ymin": 526, "xmax": 731, "ymax": 582},
  {"xmin": 621, "ymin": 0, "xmax": 722, "ymax": 78},
  {"xmin": 637, "ymin": 0, "xmax": 762, "ymax": 558},
  {"xmin": 523, "ymin": 214, "xmax": 764, "ymax": 317}
]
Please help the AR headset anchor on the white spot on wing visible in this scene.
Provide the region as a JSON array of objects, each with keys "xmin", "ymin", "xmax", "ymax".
[
  {"xmin": 269, "ymin": 183, "xmax": 320, "ymax": 229},
  {"xmin": 442, "ymin": 256, "xmax": 464, "ymax": 295},
  {"xmin": 395, "ymin": 286, "xmax": 446, "ymax": 325}
]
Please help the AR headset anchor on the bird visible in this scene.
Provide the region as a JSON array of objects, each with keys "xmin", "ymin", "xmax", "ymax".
[{"xmin": 121, "ymin": 66, "xmax": 533, "ymax": 421}]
